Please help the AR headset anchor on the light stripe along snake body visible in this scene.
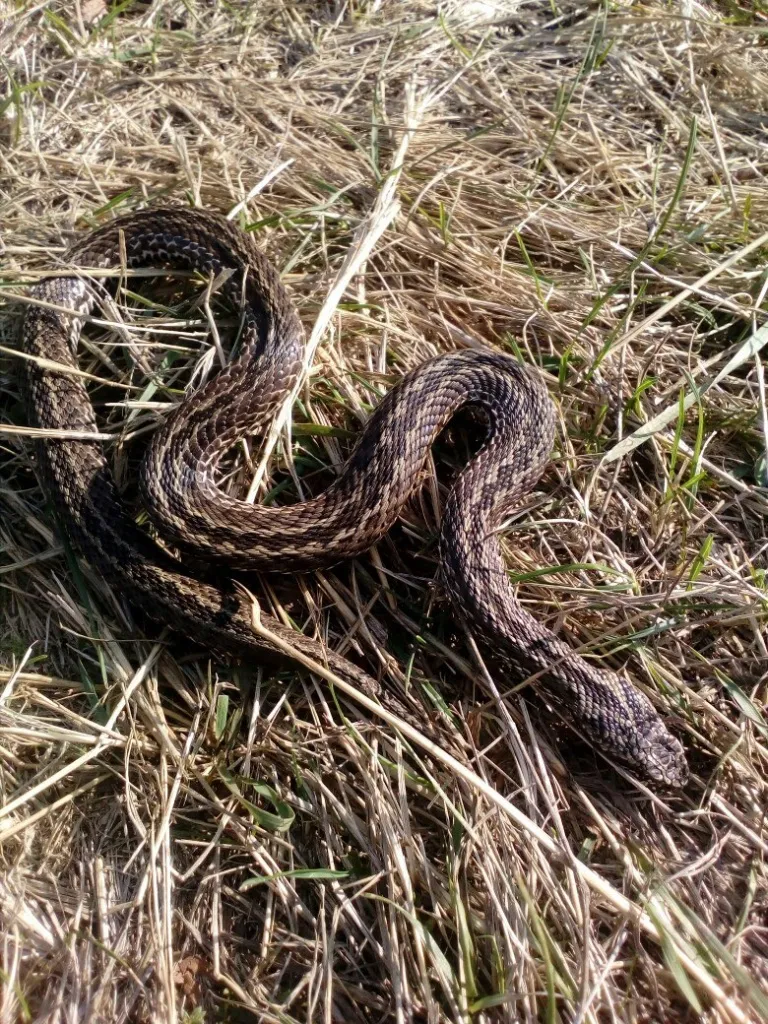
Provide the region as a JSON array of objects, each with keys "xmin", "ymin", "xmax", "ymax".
[{"xmin": 21, "ymin": 208, "xmax": 688, "ymax": 787}]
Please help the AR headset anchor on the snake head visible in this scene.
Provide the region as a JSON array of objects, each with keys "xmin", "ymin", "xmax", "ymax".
[
  {"xmin": 590, "ymin": 668, "xmax": 689, "ymax": 789},
  {"xmin": 639, "ymin": 719, "xmax": 689, "ymax": 788}
]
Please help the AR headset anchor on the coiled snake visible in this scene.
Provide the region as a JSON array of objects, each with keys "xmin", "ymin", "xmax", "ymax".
[{"xmin": 21, "ymin": 208, "xmax": 688, "ymax": 787}]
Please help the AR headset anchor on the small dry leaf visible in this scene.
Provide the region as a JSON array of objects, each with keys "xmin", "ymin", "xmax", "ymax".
[{"xmin": 173, "ymin": 955, "xmax": 212, "ymax": 1001}]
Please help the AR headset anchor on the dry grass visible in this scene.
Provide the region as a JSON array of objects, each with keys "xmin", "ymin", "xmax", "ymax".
[{"xmin": 1, "ymin": 1, "xmax": 768, "ymax": 1021}]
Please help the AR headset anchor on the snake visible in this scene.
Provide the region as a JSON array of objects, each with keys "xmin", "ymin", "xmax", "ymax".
[{"xmin": 20, "ymin": 207, "xmax": 688, "ymax": 787}]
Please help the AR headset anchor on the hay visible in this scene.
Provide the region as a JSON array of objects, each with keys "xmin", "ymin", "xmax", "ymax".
[{"xmin": 1, "ymin": 1, "xmax": 767, "ymax": 1021}]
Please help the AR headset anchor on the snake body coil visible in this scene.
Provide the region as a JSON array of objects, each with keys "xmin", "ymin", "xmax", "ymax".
[{"xmin": 21, "ymin": 208, "xmax": 688, "ymax": 787}]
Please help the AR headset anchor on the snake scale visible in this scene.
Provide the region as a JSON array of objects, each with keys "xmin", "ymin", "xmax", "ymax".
[{"xmin": 20, "ymin": 208, "xmax": 688, "ymax": 787}]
